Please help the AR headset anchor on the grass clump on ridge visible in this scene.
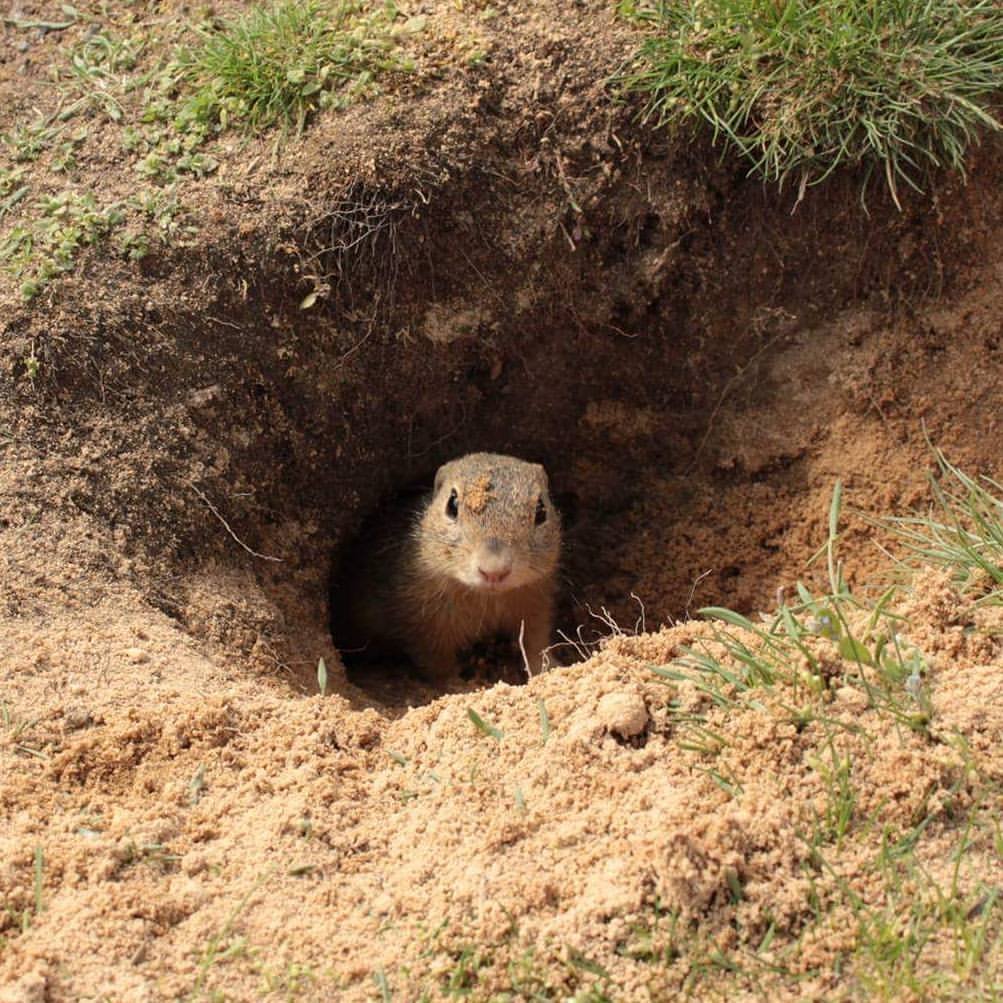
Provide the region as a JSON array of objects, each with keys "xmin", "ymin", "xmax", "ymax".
[
  {"xmin": 178, "ymin": 0, "xmax": 404, "ymax": 133},
  {"xmin": 620, "ymin": 0, "xmax": 1003, "ymax": 204}
]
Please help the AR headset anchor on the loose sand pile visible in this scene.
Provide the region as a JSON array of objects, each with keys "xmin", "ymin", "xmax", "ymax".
[{"xmin": 2, "ymin": 564, "xmax": 1002, "ymax": 999}]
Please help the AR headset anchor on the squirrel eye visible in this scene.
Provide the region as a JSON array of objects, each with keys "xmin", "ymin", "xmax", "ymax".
[
  {"xmin": 446, "ymin": 489, "xmax": 459, "ymax": 520},
  {"xmin": 535, "ymin": 497, "xmax": 547, "ymax": 526}
]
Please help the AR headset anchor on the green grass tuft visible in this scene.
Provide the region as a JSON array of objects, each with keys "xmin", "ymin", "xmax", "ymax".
[
  {"xmin": 63, "ymin": 31, "xmax": 144, "ymax": 122},
  {"xmin": 883, "ymin": 448, "xmax": 1003, "ymax": 604},
  {"xmin": 620, "ymin": 0, "xmax": 1003, "ymax": 205},
  {"xmin": 178, "ymin": 0, "xmax": 402, "ymax": 134}
]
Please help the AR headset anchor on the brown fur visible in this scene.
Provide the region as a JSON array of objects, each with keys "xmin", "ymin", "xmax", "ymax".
[{"xmin": 345, "ymin": 453, "xmax": 561, "ymax": 682}]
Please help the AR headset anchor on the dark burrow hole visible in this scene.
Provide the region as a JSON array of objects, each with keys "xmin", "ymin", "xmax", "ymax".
[{"xmin": 149, "ymin": 158, "xmax": 998, "ymax": 714}]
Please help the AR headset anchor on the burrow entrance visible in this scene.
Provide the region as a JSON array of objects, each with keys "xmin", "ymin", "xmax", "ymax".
[{"xmin": 63, "ymin": 148, "xmax": 1002, "ymax": 713}]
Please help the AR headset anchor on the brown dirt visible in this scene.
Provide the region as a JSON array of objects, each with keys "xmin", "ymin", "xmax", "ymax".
[{"xmin": 2, "ymin": 0, "xmax": 1003, "ymax": 999}]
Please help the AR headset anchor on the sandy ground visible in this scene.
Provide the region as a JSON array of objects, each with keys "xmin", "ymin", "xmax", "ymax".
[{"xmin": 2, "ymin": 567, "xmax": 1002, "ymax": 999}]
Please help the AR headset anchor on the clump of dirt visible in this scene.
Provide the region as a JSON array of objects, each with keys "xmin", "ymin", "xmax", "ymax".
[{"xmin": 2, "ymin": 0, "xmax": 1003, "ymax": 997}]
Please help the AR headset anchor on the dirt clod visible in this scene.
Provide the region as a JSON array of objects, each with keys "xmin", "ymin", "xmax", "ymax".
[{"xmin": 595, "ymin": 689, "xmax": 649, "ymax": 739}]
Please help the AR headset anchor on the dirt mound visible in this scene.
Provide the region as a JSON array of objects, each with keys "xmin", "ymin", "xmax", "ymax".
[{"xmin": 3, "ymin": 575, "xmax": 1002, "ymax": 999}]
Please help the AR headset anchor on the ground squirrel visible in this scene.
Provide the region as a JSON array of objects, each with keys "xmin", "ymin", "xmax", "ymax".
[{"xmin": 340, "ymin": 453, "xmax": 561, "ymax": 683}]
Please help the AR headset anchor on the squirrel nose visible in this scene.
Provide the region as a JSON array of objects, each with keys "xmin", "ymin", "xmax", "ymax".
[
  {"xmin": 479, "ymin": 566, "xmax": 511, "ymax": 584},
  {"xmin": 478, "ymin": 539, "xmax": 512, "ymax": 584},
  {"xmin": 475, "ymin": 545, "xmax": 509, "ymax": 585}
]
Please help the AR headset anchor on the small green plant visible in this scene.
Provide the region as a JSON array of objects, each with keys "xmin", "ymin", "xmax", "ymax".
[
  {"xmin": 440, "ymin": 945, "xmax": 491, "ymax": 996},
  {"xmin": 177, "ymin": 0, "xmax": 403, "ymax": 134},
  {"xmin": 467, "ymin": 707, "xmax": 503, "ymax": 740},
  {"xmin": 2, "ymin": 119, "xmax": 56, "ymax": 163},
  {"xmin": 1, "ymin": 700, "xmax": 46, "ymax": 758},
  {"xmin": 119, "ymin": 840, "xmax": 183, "ymax": 873},
  {"xmin": 809, "ymin": 736, "xmax": 857, "ymax": 846},
  {"xmin": 257, "ymin": 960, "xmax": 318, "ymax": 996},
  {"xmin": 373, "ymin": 966, "xmax": 392, "ymax": 1002},
  {"xmin": 188, "ymin": 764, "xmax": 207, "ymax": 806},
  {"xmin": 884, "ymin": 448, "xmax": 1003, "ymax": 605},
  {"xmin": 62, "ymin": 31, "xmax": 144, "ymax": 122},
  {"xmin": 536, "ymin": 698, "xmax": 551, "ymax": 744},
  {"xmin": 191, "ymin": 874, "xmax": 273, "ymax": 999},
  {"xmin": 620, "ymin": 0, "xmax": 1003, "ymax": 205},
  {"xmin": 617, "ymin": 905, "xmax": 683, "ymax": 965},
  {"xmin": 0, "ymin": 844, "xmax": 47, "ymax": 941},
  {"xmin": 0, "ymin": 167, "xmax": 27, "ymax": 199},
  {"xmin": 52, "ymin": 134, "xmax": 86, "ymax": 174},
  {"xmin": 0, "ymin": 168, "xmax": 29, "ymax": 222},
  {"xmin": 1, "ymin": 190, "xmax": 125, "ymax": 299},
  {"xmin": 129, "ymin": 186, "xmax": 198, "ymax": 246},
  {"xmin": 33, "ymin": 846, "xmax": 44, "ymax": 916}
]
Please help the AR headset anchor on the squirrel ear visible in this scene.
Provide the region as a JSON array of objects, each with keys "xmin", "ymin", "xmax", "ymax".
[{"xmin": 433, "ymin": 464, "xmax": 448, "ymax": 494}]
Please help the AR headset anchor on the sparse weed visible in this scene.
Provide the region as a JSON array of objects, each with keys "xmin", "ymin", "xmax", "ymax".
[
  {"xmin": 51, "ymin": 133, "xmax": 87, "ymax": 174},
  {"xmin": 655, "ymin": 482, "xmax": 933, "ymax": 741},
  {"xmin": 373, "ymin": 966, "xmax": 392, "ymax": 1002},
  {"xmin": 191, "ymin": 874, "xmax": 273, "ymax": 999},
  {"xmin": 120, "ymin": 840, "xmax": 183, "ymax": 873},
  {"xmin": 0, "ymin": 190, "xmax": 125, "ymax": 299},
  {"xmin": 620, "ymin": 0, "xmax": 1003, "ymax": 206},
  {"xmin": 33, "ymin": 847, "xmax": 44, "ymax": 916},
  {"xmin": 114, "ymin": 228, "xmax": 152, "ymax": 261},
  {"xmin": 617, "ymin": 904, "xmax": 683, "ymax": 966},
  {"xmin": 0, "ymin": 846, "xmax": 46, "ymax": 943},
  {"xmin": 808, "ymin": 736, "xmax": 857, "ymax": 847},
  {"xmin": 467, "ymin": 707, "xmax": 503, "ymax": 740},
  {"xmin": 0, "ymin": 167, "xmax": 28, "ymax": 200},
  {"xmin": 536, "ymin": 697, "xmax": 551, "ymax": 744},
  {"xmin": 258, "ymin": 960, "xmax": 318, "ymax": 996},
  {"xmin": 188, "ymin": 764, "xmax": 207, "ymax": 806},
  {"xmin": 883, "ymin": 448, "xmax": 1003, "ymax": 605},
  {"xmin": 177, "ymin": 0, "xmax": 404, "ymax": 134},
  {"xmin": 130, "ymin": 186, "xmax": 197, "ymax": 244},
  {"xmin": 440, "ymin": 945, "xmax": 491, "ymax": 996},
  {"xmin": 61, "ymin": 31, "xmax": 145, "ymax": 122},
  {"xmin": 1, "ymin": 699, "xmax": 47, "ymax": 758},
  {"xmin": 829, "ymin": 795, "xmax": 1003, "ymax": 999},
  {"xmin": 651, "ymin": 468, "xmax": 1003, "ymax": 997},
  {"xmin": 2, "ymin": 119, "xmax": 56, "ymax": 163}
]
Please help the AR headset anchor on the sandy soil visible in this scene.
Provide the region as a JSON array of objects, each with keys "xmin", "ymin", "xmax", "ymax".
[{"xmin": 2, "ymin": 567, "xmax": 1002, "ymax": 999}]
